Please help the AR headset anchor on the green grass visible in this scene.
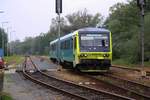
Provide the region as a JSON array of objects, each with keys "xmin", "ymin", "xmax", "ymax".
[
  {"xmin": 0, "ymin": 92, "xmax": 13, "ymax": 100},
  {"xmin": 112, "ymin": 59, "xmax": 150, "ymax": 68},
  {"xmin": 4, "ymin": 55, "xmax": 24, "ymax": 65}
]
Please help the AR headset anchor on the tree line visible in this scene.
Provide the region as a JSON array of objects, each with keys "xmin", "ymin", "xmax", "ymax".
[
  {"xmin": 105, "ymin": 0, "xmax": 150, "ymax": 63},
  {"xmin": 10, "ymin": 9, "xmax": 103, "ymax": 55},
  {"xmin": 10, "ymin": 0, "xmax": 150, "ymax": 64}
]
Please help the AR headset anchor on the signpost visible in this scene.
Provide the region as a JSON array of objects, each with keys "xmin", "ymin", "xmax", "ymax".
[{"xmin": 55, "ymin": 0, "xmax": 62, "ymax": 65}]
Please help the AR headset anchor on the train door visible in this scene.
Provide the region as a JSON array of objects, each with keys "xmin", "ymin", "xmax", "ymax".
[{"xmin": 73, "ymin": 36, "xmax": 76, "ymax": 67}]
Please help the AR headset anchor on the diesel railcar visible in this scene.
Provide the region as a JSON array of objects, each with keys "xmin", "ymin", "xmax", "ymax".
[{"xmin": 49, "ymin": 27, "xmax": 112, "ymax": 72}]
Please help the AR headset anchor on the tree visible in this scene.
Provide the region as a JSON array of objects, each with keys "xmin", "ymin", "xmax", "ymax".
[
  {"xmin": 66, "ymin": 9, "xmax": 103, "ymax": 31},
  {"xmin": 105, "ymin": 0, "xmax": 150, "ymax": 63}
]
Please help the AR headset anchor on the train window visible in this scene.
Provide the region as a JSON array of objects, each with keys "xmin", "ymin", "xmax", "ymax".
[
  {"xmin": 50, "ymin": 45, "xmax": 52, "ymax": 50},
  {"xmin": 51, "ymin": 45, "xmax": 53, "ymax": 50},
  {"xmin": 66, "ymin": 40, "xmax": 70, "ymax": 49},
  {"xmin": 54, "ymin": 44, "xmax": 56, "ymax": 50},
  {"xmin": 65, "ymin": 40, "xmax": 68, "ymax": 49},
  {"xmin": 102, "ymin": 40, "xmax": 105, "ymax": 47},
  {"xmin": 70, "ymin": 39, "xmax": 73, "ymax": 48},
  {"xmin": 66, "ymin": 41, "xmax": 68, "ymax": 49},
  {"xmin": 61, "ymin": 39, "xmax": 72, "ymax": 49},
  {"xmin": 64, "ymin": 41, "xmax": 66, "ymax": 49},
  {"xmin": 102, "ymin": 40, "xmax": 109, "ymax": 47},
  {"xmin": 52, "ymin": 45, "xmax": 54, "ymax": 50},
  {"xmin": 61, "ymin": 42, "xmax": 63, "ymax": 49},
  {"xmin": 65, "ymin": 41, "xmax": 67, "ymax": 49},
  {"xmin": 50, "ymin": 45, "xmax": 51, "ymax": 50},
  {"xmin": 63, "ymin": 42, "xmax": 65, "ymax": 49}
]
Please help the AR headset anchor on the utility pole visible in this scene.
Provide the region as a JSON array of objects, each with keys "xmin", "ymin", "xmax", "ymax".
[
  {"xmin": 6, "ymin": 28, "xmax": 9, "ymax": 56},
  {"xmin": 55, "ymin": 0, "xmax": 62, "ymax": 65},
  {"xmin": 137, "ymin": 0, "xmax": 146, "ymax": 67},
  {"xmin": 0, "ymin": 11, "xmax": 4, "ymax": 51},
  {"xmin": 6, "ymin": 27, "xmax": 11, "ymax": 56},
  {"xmin": 137, "ymin": 0, "xmax": 146, "ymax": 77},
  {"xmin": 9, "ymin": 30, "xmax": 15, "ymax": 56}
]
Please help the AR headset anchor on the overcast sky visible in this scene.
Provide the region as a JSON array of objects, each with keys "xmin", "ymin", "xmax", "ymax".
[{"xmin": 0, "ymin": 0, "xmax": 126, "ymax": 41}]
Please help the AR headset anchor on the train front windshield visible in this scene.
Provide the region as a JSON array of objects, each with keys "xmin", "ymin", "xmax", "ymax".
[{"xmin": 79, "ymin": 33, "xmax": 110, "ymax": 52}]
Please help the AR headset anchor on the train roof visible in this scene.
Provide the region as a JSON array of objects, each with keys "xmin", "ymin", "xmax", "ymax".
[
  {"xmin": 78, "ymin": 27, "xmax": 110, "ymax": 33},
  {"xmin": 60, "ymin": 32, "xmax": 76, "ymax": 41},
  {"xmin": 50, "ymin": 27, "xmax": 110, "ymax": 45},
  {"xmin": 50, "ymin": 32, "xmax": 76, "ymax": 44}
]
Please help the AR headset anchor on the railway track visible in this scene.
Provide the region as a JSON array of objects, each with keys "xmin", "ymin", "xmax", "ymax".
[
  {"xmin": 33, "ymin": 56, "xmax": 150, "ymax": 100},
  {"xmin": 90, "ymin": 72, "xmax": 150, "ymax": 99},
  {"xmin": 82, "ymin": 73, "xmax": 150, "ymax": 100},
  {"xmin": 23, "ymin": 56, "xmax": 132, "ymax": 100},
  {"xmin": 103, "ymin": 73, "xmax": 150, "ymax": 96},
  {"xmin": 112, "ymin": 65, "xmax": 150, "ymax": 76}
]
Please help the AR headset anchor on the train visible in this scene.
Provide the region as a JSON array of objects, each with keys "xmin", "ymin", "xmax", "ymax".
[{"xmin": 49, "ymin": 27, "xmax": 112, "ymax": 72}]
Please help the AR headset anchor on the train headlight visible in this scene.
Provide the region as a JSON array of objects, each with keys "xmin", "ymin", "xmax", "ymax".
[
  {"xmin": 103, "ymin": 54, "xmax": 106, "ymax": 57},
  {"xmin": 79, "ymin": 54, "xmax": 87, "ymax": 57},
  {"xmin": 106, "ymin": 54, "xmax": 109, "ymax": 57},
  {"xmin": 103, "ymin": 54, "xmax": 109, "ymax": 57},
  {"xmin": 79, "ymin": 54, "xmax": 83, "ymax": 57},
  {"xmin": 84, "ymin": 54, "xmax": 87, "ymax": 57}
]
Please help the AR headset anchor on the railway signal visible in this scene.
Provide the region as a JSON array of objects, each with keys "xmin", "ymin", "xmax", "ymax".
[
  {"xmin": 55, "ymin": 0, "xmax": 62, "ymax": 65},
  {"xmin": 56, "ymin": 0, "xmax": 62, "ymax": 14},
  {"xmin": 137, "ymin": 0, "xmax": 146, "ymax": 77},
  {"xmin": 137, "ymin": 0, "xmax": 146, "ymax": 10},
  {"xmin": 137, "ymin": 0, "xmax": 146, "ymax": 66}
]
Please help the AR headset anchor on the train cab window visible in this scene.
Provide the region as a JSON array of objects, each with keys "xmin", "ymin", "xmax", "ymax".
[
  {"xmin": 102, "ymin": 40, "xmax": 105, "ymax": 47},
  {"xmin": 102, "ymin": 40, "xmax": 108, "ymax": 47}
]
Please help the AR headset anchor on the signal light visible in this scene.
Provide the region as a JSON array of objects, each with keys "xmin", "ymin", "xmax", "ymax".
[
  {"xmin": 137, "ymin": 0, "xmax": 146, "ymax": 9},
  {"xmin": 56, "ymin": 0, "xmax": 62, "ymax": 14}
]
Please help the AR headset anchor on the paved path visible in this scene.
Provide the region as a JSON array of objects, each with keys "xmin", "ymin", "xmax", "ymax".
[{"xmin": 3, "ymin": 68, "xmax": 70, "ymax": 100}]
